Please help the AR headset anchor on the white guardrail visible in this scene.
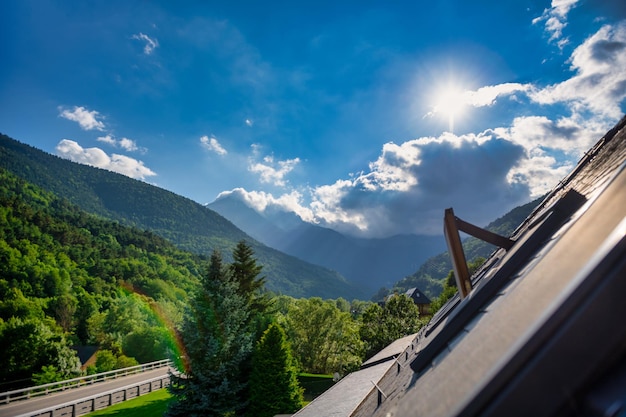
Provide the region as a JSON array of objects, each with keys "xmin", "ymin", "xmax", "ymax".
[
  {"xmin": 0, "ymin": 359, "xmax": 172, "ymax": 405},
  {"xmin": 14, "ymin": 373, "xmax": 173, "ymax": 417}
]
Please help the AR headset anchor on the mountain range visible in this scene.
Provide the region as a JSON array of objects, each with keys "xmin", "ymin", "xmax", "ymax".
[
  {"xmin": 0, "ymin": 132, "xmax": 539, "ymax": 300},
  {"xmin": 209, "ymin": 195, "xmax": 447, "ymax": 293},
  {"xmin": 0, "ymin": 133, "xmax": 366, "ymax": 300}
]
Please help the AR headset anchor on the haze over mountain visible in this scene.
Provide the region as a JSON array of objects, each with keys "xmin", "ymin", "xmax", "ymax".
[
  {"xmin": 209, "ymin": 192, "xmax": 446, "ymax": 293},
  {"xmin": 0, "ymin": 133, "xmax": 367, "ymax": 300}
]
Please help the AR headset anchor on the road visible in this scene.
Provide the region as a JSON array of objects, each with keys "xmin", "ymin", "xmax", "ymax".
[{"xmin": 0, "ymin": 367, "xmax": 174, "ymax": 417}]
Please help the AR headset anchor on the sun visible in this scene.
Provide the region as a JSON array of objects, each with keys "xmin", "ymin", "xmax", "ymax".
[{"xmin": 431, "ymin": 85, "xmax": 468, "ymax": 133}]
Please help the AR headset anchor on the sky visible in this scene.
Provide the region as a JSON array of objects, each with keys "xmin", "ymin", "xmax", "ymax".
[{"xmin": 1, "ymin": 0, "xmax": 626, "ymax": 238}]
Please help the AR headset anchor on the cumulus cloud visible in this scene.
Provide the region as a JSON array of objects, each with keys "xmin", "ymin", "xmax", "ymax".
[
  {"xmin": 248, "ymin": 147, "xmax": 300, "ymax": 187},
  {"xmin": 533, "ymin": 0, "xmax": 580, "ymax": 48},
  {"xmin": 307, "ymin": 132, "xmax": 529, "ymax": 236},
  {"xmin": 529, "ymin": 21, "xmax": 626, "ymax": 119},
  {"xmin": 131, "ymin": 33, "xmax": 159, "ymax": 55},
  {"xmin": 200, "ymin": 135, "xmax": 228, "ymax": 156},
  {"xmin": 495, "ymin": 115, "xmax": 606, "ymax": 156},
  {"xmin": 216, "ymin": 188, "xmax": 315, "ymax": 223},
  {"xmin": 506, "ymin": 148, "xmax": 574, "ymax": 197},
  {"xmin": 59, "ymin": 106, "xmax": 105, "ymax": 131},
  {"xmin": 56, "ymin": 139, "xmax": 156, "ymax": 180},
  {"xmin": 96, "ymin": 135, "xmax": 116, "ymax": 146},
  {"xmin": 226, "ymin": 132, "xmax": 531, "ymax": 237},
  {"xmin": 463, "ymin": 83, "xmax": 533, "ymax": 107},
  {"xmin": 97, "ymin": 135, "xmax": 142, "ymax": 152},
  {"xmin": 425, "ymin": 83, "xmax": 532, "ymax": 123}
]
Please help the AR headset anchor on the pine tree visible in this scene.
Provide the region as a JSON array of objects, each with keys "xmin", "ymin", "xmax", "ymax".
[
  {"xmin": 248, "ymin": 323, "xmax": 304, "ymax": 417},
  {"xmin": 167, "ymin": 250, "xmax": 254, "ymax": 417},
  {"xmin": 230, "ymin": 240, "xmax": 267, "ymax": 312}
]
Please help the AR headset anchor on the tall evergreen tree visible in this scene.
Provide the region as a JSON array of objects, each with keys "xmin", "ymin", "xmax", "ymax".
[
  {"xmin": 230, "ymin": 240, "xmax": 267, "ymax": 312},
  {"xmin": 248, "ymin": 323, "xmax": 304, "ymax": 417},
  {"xmin": 167, "ymin": 250, "xmax": 254, "ymax": 417}
]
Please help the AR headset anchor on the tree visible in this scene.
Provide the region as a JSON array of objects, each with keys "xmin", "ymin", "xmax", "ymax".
[
  {"xmin": 167, "ymin": 250, "xmax": 254, "ymax": 417},
  {"xmin": 248, "ymin": 323, "xmax": 303, "ymax": 417},
  {"xmin": 230, "ymin": 240, "xmax": 267, "ymax": 313},
  {"xmin": 283, "ymin": 297, "xmax": 363, "ymax": 375},
  {"xmin": 123, "ymin": 326, "xmax": 172, "ymax": 363},
  {"xmin": 430, "ymin": 257, "xmax": 486, "ymax": 314},
  {"xmin": 0, "ymin": 317, "xmax": 81, "ymax": 384},
  {"xmin": 32, "ymin": 365, "xmax": 63, "ymax": 385},
  {"xmin": 95, "ymin": 349, "xmax": 117, "ymax": 373},
  {"xmin": 360, "ymin": 294, "xmax": 424, "ymax": 359}
]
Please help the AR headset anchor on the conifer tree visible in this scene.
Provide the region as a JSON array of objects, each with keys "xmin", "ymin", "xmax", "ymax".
[
  {"xmin": 230, "ymin": 240, "xmax": 267, "ymax": 313},
  {"xmin": 248, "ymin": 323, "xmax": 304, "ymax": 417},
  {"xmin": 167, "ymin": 250, "xmax": 254, "ymax": 417}
]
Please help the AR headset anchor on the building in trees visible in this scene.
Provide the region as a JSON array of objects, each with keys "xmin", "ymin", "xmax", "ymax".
[{"xmin": 403, "ymin": 287, "xmax": 431, "ymax": 316}]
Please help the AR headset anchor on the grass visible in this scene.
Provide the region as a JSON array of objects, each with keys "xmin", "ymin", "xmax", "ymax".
[
  {"xmin": 86, "ymin": 388, "xmax": 173, "ymax": 417},
  {"xmin": 83, "ymin": 374, "xmax": 333, "ymax": 415},
  {"xmin": 297, "ymin": 373, "xmax": 335, "ymax": 402}
]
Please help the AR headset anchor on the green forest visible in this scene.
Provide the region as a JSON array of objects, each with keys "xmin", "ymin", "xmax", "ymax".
[{"xmin": 0, "ymin": 168, "xmax": 429, "ymax": 415}]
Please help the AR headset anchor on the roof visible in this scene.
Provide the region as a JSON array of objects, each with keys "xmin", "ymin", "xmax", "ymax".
[
  {"xmin": 361, "ymin": 333, "xmax": 417, "ymax": 369},
  {"xmin": 294, "ymin": 334, "xmax": 417, "ymax": 417},
  {"xmin": 294, "ymin": 115, "xmax": 626, "ymax": 417},
  {"xmin": 405, "ymin": 287, "xmax": 431, "ymax": 304}
]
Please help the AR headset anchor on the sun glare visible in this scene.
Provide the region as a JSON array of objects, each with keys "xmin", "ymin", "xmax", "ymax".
[{"xmin": 432, "ymin": 85, "xmax": 468, "ymax": 133}]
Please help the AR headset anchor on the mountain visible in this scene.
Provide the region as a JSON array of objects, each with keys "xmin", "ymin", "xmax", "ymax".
[
  {"xmin": 209, "ymin": 194, "xmax": 447, "ymax": 293},
  {"xmin": 392, "ymin": 196, "xmax": 543, "ymax": 298},
  {"xmin": 0, "ymin": 133, "xmax": 366, "ymax": 300}
]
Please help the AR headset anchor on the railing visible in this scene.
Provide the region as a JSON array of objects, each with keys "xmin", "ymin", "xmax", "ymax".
[
  {"xmin": 13, "ymin": 373, "xmax": 173, "ymax": 417},
  {"xmin": 0, "ymin": 359, "xmax": 172, "ymax": 405}
]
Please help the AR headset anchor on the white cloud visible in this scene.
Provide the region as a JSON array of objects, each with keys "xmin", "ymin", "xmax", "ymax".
[
  {"xmin": 216, "ymin": 188, "xmax": 315, "ymax": 223},
  {"xmin": 131, "ymin": 33, "xmax": 159, "ymax": 55},
  {"xmin": 506, "ymin": 148, "xmax": 573, "ymax": 197},
  {"xmin": 529, "ymin": 22, "xmax": 626, "ymax": 119},
  {"xmin": 305, "ymin": 132, "xmax": 529, "ymax": 236},
  {"xmin": 463, "ymin": 83, "xmax": 532, "ymax": 107},
  {"xmin": 248, "ymin": 149, "xmax": 300, "ymax": 187},
  {"xmin": 97, "ymin": 135, "xmax": 142, "ymax": 152},
  {"xmin": 245, "ymin": 119, "xmax": 254, "ymax": 127},
  {"xmin": 425, "ymin": 83, "xmax": 532, "ymax": 123},
  {"xmin": 59, "ymin": 106, "xmax": 105, "ymax": 131},
  {"xmin": 96, "ymin": 135, "xmax": 116, "ymax": 146},
  {"xmin": 533, "ymin": 0, "xmax": 580, "ymax": 47},
  {"xmin": 55, "ymin": 139, "xmax": 156, "ymax": 180},
  {"xmin": 494, "ymin": 115, "xmax": 605, "ymax": 156},
  {"xmin": 119, "ymin": 138, "xmax": 138, "ymax": 152},
  {"xmin": 200, "ymin": 135, "xmax": 228, "ymax": 156}
]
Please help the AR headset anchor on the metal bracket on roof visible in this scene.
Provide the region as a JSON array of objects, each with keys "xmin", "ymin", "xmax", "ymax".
[
  {"xmin": 371, "ymin": 380, "xmax": 387, "ymax": 406},
  {"xmin": 444, "ymin": 208, "xmax": 516, "ymax": 299}
]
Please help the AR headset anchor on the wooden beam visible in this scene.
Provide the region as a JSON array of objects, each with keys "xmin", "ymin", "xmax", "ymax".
[
  {"xmin": 454, "ymin": 217, "xmax": 515, "ymax": 250},
  {"xmin": 444, "ymin": 208, "xmax": 471, "ymax": 299}
]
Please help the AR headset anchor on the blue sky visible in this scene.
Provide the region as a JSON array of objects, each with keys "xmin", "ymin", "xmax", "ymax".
[{"xmin": 1, "ymin": 0, "xmax": 625, "ymax": 238}]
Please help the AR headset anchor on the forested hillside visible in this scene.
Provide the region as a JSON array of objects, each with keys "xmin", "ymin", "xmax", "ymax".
[
  {"xmin": 391, "ymin": 196, "xmax": 543, "ymax": 298},
  {"xmin": 0, "ymin": 134, "xmax": 364, "ymax": 299},
  {"xmin": 0, "ymin": 169, "xmax": 203, "ymax": 387}
]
